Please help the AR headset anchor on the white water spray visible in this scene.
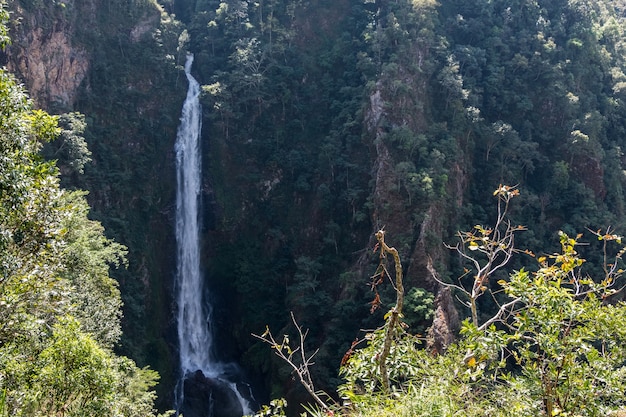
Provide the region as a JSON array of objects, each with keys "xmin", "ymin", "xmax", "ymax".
[
  {"xmin": 176, "ymin": 54, "xmax": 212, "ymax": 375},
  {"xmin": 174, "ymin": 54, "xmax": 252, "ymax": 416}
]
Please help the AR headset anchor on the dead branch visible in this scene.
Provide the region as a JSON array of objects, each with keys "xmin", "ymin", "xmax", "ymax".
[
  {"xmin": 252, "ymin": 312, "xmax": 330, "ymax": 411},
  {"xmin": 374, "ymin": 229, "xmax": 404, "ymax": 394}
]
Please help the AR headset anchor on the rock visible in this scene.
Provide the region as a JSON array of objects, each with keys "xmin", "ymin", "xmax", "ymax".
[
  {"xmin": 5, "ymin": 5, "xmax": 89, "ymax": 110},
  {"xmin": 426, "ymin": 285, "xmax": 460, "ymax": 354},
  {"xmin": 179, "ymin": 370, "xmax": 254, "ymax": 417}
]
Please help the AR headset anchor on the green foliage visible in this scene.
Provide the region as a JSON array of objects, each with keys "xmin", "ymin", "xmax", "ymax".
[
  {"xmin": 0, "ymin": 70, "xmax": 70, "ymax": 348},
  {"xmin": 339, "ymin": 329, "xmax": 424, "ymax": 400},
  {"xmin": 13, "ymin": 0, "xmax": 626, "ymax": 412},
  {"xmin": 16, "ymin": 0, "xmax": 189, "ymax": 384},
  {"xmin": 30, "ymin": 316, "xmax": 115, "ymax": 416},
  {"xmin": 462, "ymin": 231, "xmax": 626, "ymax": 416},
  {"xmin": 247, "ymin": 398, "xmax": 287, "ymax": 417},
  {"xmin": 0, "ymin": 1, "xmax": 9, "ymax": 48},
  {"xmin": 43, "ymin": 112, "xmax": 92, "ymax": 176},
  {"xmin": 340, "ymin": 338, "xmax": 504, "ymax": 416},
  {"xmin": 110, "ymin": 357, "xmax": 171, "ymax": 417},
  {"xmin": 0, "ymin": 14, "xmax": 166, "ymax": 413},
  {"xmin": 287, "ymin": 256, "xmax": 330, "ymax": 323},
  {"xmin": 60, "ymin": 191, "xmax": 127, "ymax": 348},
  {"xmin": 437, "ymin": 0, "xmax": 626, "ymax": 244},
  {"xmin": 402, "ymin": 288, "xmax": 434, "ymax": 334},
  {"xmin": 2, "ymin": 316, "xmax": 170, "ymax": 417},
  {"xmin": 338, "ymin": 215, "xmax": 626, "ymax": 417}
]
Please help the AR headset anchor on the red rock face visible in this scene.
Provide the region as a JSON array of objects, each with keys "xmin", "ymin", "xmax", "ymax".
[
  {"xmin": 6, "ymin": 5, "xmax": 90, "ymax": 109},
  {"xmin": 427, "ymin": 286, "xmax": 460, "ymax": 355}
]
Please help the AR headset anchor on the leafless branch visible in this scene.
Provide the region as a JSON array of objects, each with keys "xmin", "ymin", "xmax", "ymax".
[
  {"xmin": 477, "ymin": 297, "xmax": 522, "ymax": 332},
  {"xmin": 252, "ymin": 312, "xmax": 330, "ymax": 411},
  {"xmin": 443, "ymin": 185, "xmax": 526, "ymax": 327}
]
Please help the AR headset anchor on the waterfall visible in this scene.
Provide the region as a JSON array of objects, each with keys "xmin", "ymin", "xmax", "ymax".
[
  {"xmin": 176, "ymin": 53, "xmax": 210, "ymax": 377},
  {"xmin": 174, "ymin": 54, "xmax": 253, "ymax": 417}
]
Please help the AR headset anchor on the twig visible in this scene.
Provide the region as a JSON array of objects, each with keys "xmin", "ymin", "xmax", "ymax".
[{"xmin": 252, "ymin": 312, "xmax": 330, "ymax": 411}]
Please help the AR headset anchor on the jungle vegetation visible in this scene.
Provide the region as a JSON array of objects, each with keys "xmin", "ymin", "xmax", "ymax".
[
  {"xmin": 5, "ymin": 0, "xmax": 626, "ymax": 415},
  {"xmin": 254, "ymin": 187, "xmax": 626, "ymax": 416},
  {"xmin": 0, "ymin": 4, "xmax": 170, "ymax": 415}
]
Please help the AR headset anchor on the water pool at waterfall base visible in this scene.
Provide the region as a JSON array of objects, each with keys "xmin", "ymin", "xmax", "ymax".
[{"xmin": 176, "ymin": 367, "xmax": 256, "ymax": 417}]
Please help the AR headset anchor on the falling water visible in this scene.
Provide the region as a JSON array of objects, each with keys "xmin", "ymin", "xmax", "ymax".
[
  {"xmin": 174, "ymin": 54, "xmax": 253, "ymax": 417},
  {"xmin": 176, "ymin": 53, "xmax": 209, "ymax": 377}
]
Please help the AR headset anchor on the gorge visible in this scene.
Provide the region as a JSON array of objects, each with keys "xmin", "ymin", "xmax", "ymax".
[{"xmin": 4, "ymin": 0, "xmax": 626, "ymax": 414}]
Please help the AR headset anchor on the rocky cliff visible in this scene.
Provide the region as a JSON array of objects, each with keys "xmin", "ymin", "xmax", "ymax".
[
  {"xmin": 5, "ymin": 2, "xmax": 89, "ymax": 108},
  {"xmin": 7, "ymin": 0, "xmax": 626, "ymax": 413},
  {"xmin": 3, "ymin": 0, "xmax": 187, "ymax": 408},
  {"xmin": 0, "ymin": 0, "xmax": 490, "ymax": 407}
]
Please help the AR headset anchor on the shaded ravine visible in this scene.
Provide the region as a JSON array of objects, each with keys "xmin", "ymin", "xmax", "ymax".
[{"xmin": 174, "ymin": 54, "xmax": 253, "ymax": 417}]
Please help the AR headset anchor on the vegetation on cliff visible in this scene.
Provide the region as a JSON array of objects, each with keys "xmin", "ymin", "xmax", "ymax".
[
  {"xmin": 254, "ymin": 188, "xmax": 626, "ymax": 417},
  {"xmin": 4, "ymin": 0, "xmax": 189, "ymax": 404},
  {"xmin": 0, "ymin": 5, "xmax": 169, "ymax": 414},
  {"xmin": 180, "ymin": 0, "xmax": 626, "ymax": 407},
  {"xmin": 6, "ymin": 0, "xmax": 626, "ymax": 414}
]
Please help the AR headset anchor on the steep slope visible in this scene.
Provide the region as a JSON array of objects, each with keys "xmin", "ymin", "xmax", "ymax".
[
  {"xmin": 3, "ymin": 0, "xmax": 187, "ymax": 407},
  {"xmin": 6, "ymin": 0, "xmax": 626, "ymax": 413}
]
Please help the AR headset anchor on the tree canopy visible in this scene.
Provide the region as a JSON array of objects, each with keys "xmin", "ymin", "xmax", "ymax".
[
  {"xmin": 0, "ymin": 4, "xmax": 168, "ymax": 415},
  {"xmin": 8, "ymin": 0, "xmax": 626, "ymax": 414}
]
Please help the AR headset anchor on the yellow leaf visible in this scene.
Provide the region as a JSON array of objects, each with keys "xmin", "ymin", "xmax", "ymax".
[
  {"xmin": 261, "ymin": 325, "xmax": 270, "ymax": 338},
  {"xmin": 467, "ymin": 356, "xmax": 476, "ymax": 367}
]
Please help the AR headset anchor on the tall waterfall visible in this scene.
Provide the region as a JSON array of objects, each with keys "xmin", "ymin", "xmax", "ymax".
[
  {"xmin": 176, "ymin": 54, "xmax": 210, "ymax": 376},
  {"xmin": 174, "ymin": 54, "xmax": 253, "ymax": 417}
]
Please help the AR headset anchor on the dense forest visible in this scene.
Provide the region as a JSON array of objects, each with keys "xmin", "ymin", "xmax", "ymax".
[
  {"xmin": 4, "ymin": 0, "xmax": 626, "ymax": 415},
  {"xmin": 0, "ymin": 4, "xmax": 168, "ymax": 415}
]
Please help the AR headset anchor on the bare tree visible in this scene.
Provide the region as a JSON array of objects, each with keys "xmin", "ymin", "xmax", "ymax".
[
  {"xmin": 372, "ymin": 229, "xmax": 404, "ymax": 393},
  {"xmin": 439, "ymin": 185, "xmax": 526, "ymax": 327}
]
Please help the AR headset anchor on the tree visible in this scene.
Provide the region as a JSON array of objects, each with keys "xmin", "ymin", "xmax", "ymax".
[
  {"xmin": 442, "ymin": 184, "xmax": 526, "ymax": 328},
  {"xmin": 251, "ymin": 184, "xmax": 626, "ymax": 416},
  {"xmin": 0, "ymin": 4, "xmax": 168, "ymax": 414},
  {"xmin": 339, "ymin": 187, "xmax": 626, "ymax": 417},
  {"xmin": 252, "ymin": 312, "xmax": 331, "ymax": 413},
  {"xmin": 60, "ymin": 191, "xmax": 127, "ymax": 349},
  {"xmin": 29, "ymin": 316, "xmax": 115, "ymax": 416},
  {"xmin": 456, "ymin": 230, "xmax": 626, "ymax": 416},
  {"xmin": 42, "ymin": 112, "xmax": 92, "ymax": 176}
]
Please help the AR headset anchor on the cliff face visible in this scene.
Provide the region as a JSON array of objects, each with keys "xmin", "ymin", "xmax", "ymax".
[
  {"xmin": 4, "ymin": 0, "xmax": 187, "ymax": 408},
  {"xmin": 7, "ymin": 26, "xmax": 88, "ymax": 109},
  {"xmin": 6, "ymin": 1, "xmax": 92, "ymax": 110},
  {"xmin": 0, "ymin": 0, "xmax": 472, "ymax": 406},
  {"xmin": 8, "ymin": 0, "xmax": 626, "ymax": 412}
]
